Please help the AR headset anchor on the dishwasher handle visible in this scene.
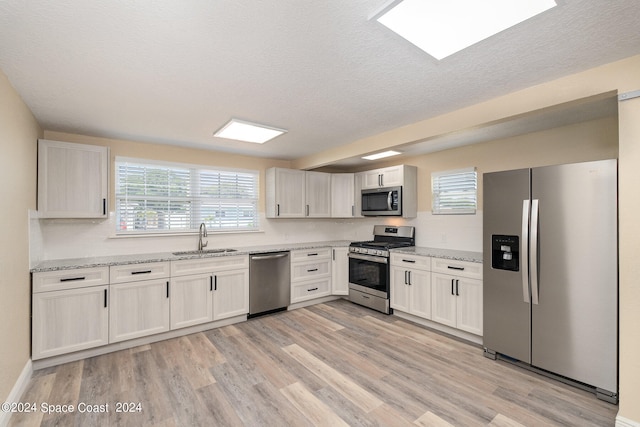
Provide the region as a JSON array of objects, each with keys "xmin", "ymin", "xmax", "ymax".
[{"xmin": 250, "ymin": 253, "xmax": 289, "ymax": 261}]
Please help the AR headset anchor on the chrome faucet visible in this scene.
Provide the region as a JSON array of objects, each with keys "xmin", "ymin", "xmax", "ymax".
[{"xmin": 198, "ymin": 222, "xmax": 208, "ymax": 251}]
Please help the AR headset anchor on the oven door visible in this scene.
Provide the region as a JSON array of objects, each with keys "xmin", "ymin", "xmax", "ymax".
[{"xmin": 348, "ymin": 252, "xmax": 389, "ymax": 298}]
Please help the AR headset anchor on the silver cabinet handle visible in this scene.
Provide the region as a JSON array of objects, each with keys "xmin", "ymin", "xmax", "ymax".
[{"xmin": 522, "ymin": 200, "xmax": 530, "ymax": 304}]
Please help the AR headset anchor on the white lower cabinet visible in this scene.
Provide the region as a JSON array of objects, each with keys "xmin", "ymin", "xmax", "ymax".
[
  {"xmin": 331, "ymin": 247, "xmax": 349, "ymax": 295},
  {"xmin": 212, "ymin": 268, "xmax": 249, "ymax": 320},
  {"xmin": 32, "ymin": 285, "xmax": 109, "ymax": 360},
  {"xmin": 170, "ymin": 273, "xmax": 214, "ymax": 330},
  {"xmin": 109, "ymin": 278, "xmax": 171, "ymax": 343},
  {"xmin": 291, "ymin": 248, "xmax": 332, "ymax": 303},
  {"xmin": 431, "ymin": 258, "xmax": 483, "ymax": 336},
  {"xmin": 390, "ymin": 254, "xmax": 432, "ymax": 319},
  {"xmin": 170, "ymin": 256, "xmax": 249, "ymax": 329}
]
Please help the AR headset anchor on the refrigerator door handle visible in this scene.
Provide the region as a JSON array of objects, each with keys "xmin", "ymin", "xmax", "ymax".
[
  {"xmin": 530, "ymin": 199, "xmax": 540, "ymax": 305},
  {"xmin": 522, "ymin": 200, "xmax": 530, "ymax": 304}
]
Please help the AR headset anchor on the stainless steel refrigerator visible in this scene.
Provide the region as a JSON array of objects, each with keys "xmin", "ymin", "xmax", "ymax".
[{"xmin": 483, "ymin": 159, "xmax": 618, "ymax": 403}]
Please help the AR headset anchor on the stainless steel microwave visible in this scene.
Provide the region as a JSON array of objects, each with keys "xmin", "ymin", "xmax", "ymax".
[{"xmin": 361, "ymin": 186, "xmax": 402, "ymax": 216}]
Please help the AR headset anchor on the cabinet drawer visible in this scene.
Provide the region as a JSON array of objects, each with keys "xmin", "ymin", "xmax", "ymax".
[
  {"xmin": 290, "ymin": 248, "xmax": 331, "ymax": 263},
  {"xmin": 33, "ymin": 266, "xmax": 109, "ymax": 293},
  {"xmin": 291, "ymin": 260, "xmax": 331, "ymax": 281},
  {"xmin": 171, "ymin": 255, "xmax": 249, "ymax": 276},
  {"xmin": 391, "ymin": 253, "xmax": 431, "ymax": 271},
  {"xmin": 110, "ymin": 261, "xmax": 170, "ymax": 284},
  {"xmin": 291, "ymin": 277, "xmax": 331, "ymax": 303},
  {"xmin": 432, "ymin": 258, "xmax": 482, "ymax": 280}
]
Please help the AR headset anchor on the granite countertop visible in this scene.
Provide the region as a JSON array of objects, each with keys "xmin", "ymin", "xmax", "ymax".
[
  {"xmin": 391, "ymin": 246, "xmax": 483, "ymax": 263},
  {"xmin": 31, "ymin": 240, "xmax": 352, "ymax": 272}
]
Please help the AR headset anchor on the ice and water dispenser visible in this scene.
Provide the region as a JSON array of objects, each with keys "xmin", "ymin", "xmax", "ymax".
[{"xmin": 491, "ymin": 235, "xmax": 519, "ymax": 271}]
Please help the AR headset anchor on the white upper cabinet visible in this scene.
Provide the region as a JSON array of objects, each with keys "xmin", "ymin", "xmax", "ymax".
[
  {"xmin": 37, "ymin": 139, "xmax": 109, "ymax": 218},
  {"xmin": 330, "ymin": 173, "xmax": 355, "ymax": 218},
  {"xmin": 266, "ymin": 168, "xmax": 306, "ymax": 218},
  {"xmin": 305, "ymin": 171, "xmax": 331, "ymax": 217},
  {"xmin": 361, "ymin": 165, "xmax": 408, "ymax": 189},
  {"xmin": 267, "ymin": 165, "xmax": 416, "ymax": 218},
  {"xmin": 266, "ymin": 168, "xmax": 331, "ymax": 218}
]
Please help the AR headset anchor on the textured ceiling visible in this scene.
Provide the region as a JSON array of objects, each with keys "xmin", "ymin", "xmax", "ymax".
[{"xmin": 1, "ymin": 1, "xmax": 639, "ymax": 165}]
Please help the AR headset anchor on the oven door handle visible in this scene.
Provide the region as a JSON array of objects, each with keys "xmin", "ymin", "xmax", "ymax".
[{"xmin": 348, "ymin": 252, "xmax": 388, "ymax": 264}]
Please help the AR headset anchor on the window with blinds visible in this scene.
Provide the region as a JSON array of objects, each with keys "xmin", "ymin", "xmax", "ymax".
[
  {"xmin": 431, "ymin": 167, "xmax": 477, "ymax": 215},
  {"xmin": 115, "ymin": 158, "xmax": 259, "ymax": 233}
]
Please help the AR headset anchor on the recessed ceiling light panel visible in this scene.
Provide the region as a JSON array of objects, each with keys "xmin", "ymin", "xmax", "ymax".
[
  {"xmin": 362, "ymin": 150, "xmax": 402, "ymax": 161},
  {"xmin": 214, "ymin": 119, "xmax": 287, "ymax": 144},
  {"xmin": 376, "ymin": 0, "xmax": 557, "ymax": 60}
]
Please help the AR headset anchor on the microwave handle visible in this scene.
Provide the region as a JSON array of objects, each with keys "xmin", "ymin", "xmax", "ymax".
[{"xmin": 387, "ymin": 191, "xmax": 393, "ymax": 210}]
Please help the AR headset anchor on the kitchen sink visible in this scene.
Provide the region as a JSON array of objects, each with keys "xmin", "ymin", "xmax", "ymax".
[{"xmin": 172, "ymin": 248, "xmax": 238, "ymax": 256}]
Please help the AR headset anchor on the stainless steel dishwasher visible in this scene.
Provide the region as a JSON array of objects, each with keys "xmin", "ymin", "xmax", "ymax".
[{"xmin": 249, "ymin": 251, "xmax": 290, "ymax": 317}]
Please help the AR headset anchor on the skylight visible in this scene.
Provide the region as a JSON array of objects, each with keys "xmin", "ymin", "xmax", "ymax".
[
  {"xmin": 214, "ymin": 119, "xmax": 287, "ymax": 144},
  {"xmin": 376, "ymin": 0, "xmax": 557, "ymax": 60},
  {"xmin": 362, "ymin": 150, "xmax": 402, "ymax": 161}
]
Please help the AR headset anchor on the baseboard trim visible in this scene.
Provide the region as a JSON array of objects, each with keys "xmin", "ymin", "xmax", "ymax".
[
  {"xmin": 392, "ymin": 310, "xmax": 483, "ymax": 345},
  {"xmin": 0, "ymin": 359, "xmax": 33, "ymax": 427},
  {"xmin": 617, "ymin": 415, "xmax": 640, "ymax": 427}
]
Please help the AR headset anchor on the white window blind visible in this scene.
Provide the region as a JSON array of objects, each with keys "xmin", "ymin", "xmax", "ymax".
[
  {"xmin": 432, "ymin": 167, "xmax": 477, "ymax": 215},
  {"xmin": 115, "ymin": 158, "xmax": 259, "ymax": 233}
]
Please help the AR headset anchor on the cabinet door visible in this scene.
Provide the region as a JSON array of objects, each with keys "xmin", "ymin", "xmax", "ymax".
[
  {"xmin": 38, "ymin": 139, "xmax": 108, "ymax": 218},
  {"xmin": 379, "ymin": 166, "xmax": 404, "ymax": 187},
  {"xmin": 274, "ymin": 168, "xmax": 306, "ymax": 217},
  {"xmin": 170, "ymin": 274, "xmax": 214, "ymax": 330},
  {"xmin": 362, "ymin": 170, "xmax": 383, "ymax": 189},
  {"xmin": 431, "ymin": 273, "xmax": 457, "ymax": 328},
  {"xmin": 110, "ymin": 279, "xmax": 170, "ymax": 342},
  {"xmin": 331, "ymin": 247, "xmax": 349, "ymax": 295},
  {"xmin": 213, "ymin": 269, "xmax": 249, "ymax": 321},
  {"xmin": 331, "ymin": 174, "xmax": 355, "ymax": 217},
  {"xmin": 305, "ymin": 171, "xmax": 331, "ymax": 217},
  {"xmin": 354, "ymin": 172, "xmax": 364, "ymax": 217},
  {"xmin": 456, "ymin": 277, "xmax": 483, "ymax": 336},
  {"xmin": 408, "ymin": 269, "xmax": 431, "ymax": 319},
  {"xmin": 32, "ymin": 286, "xmax": 109, "ymax": 360},
  {"xmin": 390, "ymin": 266, "xmax": 410, "ymax": 312}
]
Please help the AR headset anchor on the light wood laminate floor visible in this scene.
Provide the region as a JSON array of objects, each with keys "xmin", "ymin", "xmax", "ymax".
[{"xmin": 10, "ymin": 300, "xmax": 617, "ymax": 426}]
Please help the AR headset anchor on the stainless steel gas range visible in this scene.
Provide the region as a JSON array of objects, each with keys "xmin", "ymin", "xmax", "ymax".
[{"xmin": 348, "ymin": 225, "xmax": 415, "ymax": 314}]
